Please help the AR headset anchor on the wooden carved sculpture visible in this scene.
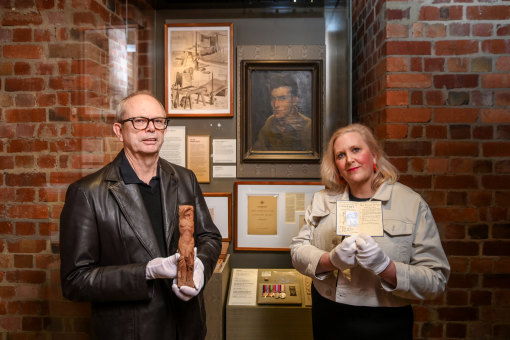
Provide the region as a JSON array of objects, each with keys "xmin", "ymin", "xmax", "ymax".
[{"xmin": 178, "ymin": 205, "xmax": 195, "ymax": 288}]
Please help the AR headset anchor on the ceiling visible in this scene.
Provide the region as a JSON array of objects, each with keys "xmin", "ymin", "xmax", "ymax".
[{"xmin": 151, "ymin": 0, "xmax": 343, "ymax": 10}]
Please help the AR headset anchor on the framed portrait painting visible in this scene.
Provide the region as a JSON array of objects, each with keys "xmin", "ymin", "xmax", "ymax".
[
  {"xmin": 164, "ymin": 22, "xmax": 233, "ymax": 117},
  {"xmin": 240, "ymin": 60, "xmax": 323, "ymax": 163}
]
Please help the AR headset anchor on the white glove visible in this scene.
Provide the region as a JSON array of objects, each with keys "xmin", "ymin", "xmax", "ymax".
[
  {"xmin": 146, "ymin": 253, "xmax": 179, "ymax": 280},
  {"xmin": 329, "ymin": 234, "xmax": 359, "ymax": 270},
  {"xmin": 172, "ymin": 257, "xmax": 205, "ymax": 301},
  {"xmin": 355, "ymin": 233, "xmax": 390, "ymax": 274}
]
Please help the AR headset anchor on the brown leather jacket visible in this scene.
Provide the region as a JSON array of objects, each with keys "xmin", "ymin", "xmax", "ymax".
[{"xmin": 60, "ymin": 150, "xmax": 222, "ymax": 340}]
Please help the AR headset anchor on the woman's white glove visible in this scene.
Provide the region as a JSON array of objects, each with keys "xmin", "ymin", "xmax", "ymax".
[
  {"xmin": 329, "ymin": 234, "xmax": 359, "ymax": 270},
  {"xmin": 146, "ymin": 253, "xmax": 180, "ymax": 279},
  {"xmin": 172, "ymin": 257, "xmax": 205, "ymax": 301},
  {"xmin": 355, "ymin": 233, "xmax": 390, "ymax": 274}
]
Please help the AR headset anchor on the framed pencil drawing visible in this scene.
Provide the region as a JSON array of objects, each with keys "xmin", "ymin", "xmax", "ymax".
[
  {"xmin": 165, "ymin": 22, "xmax": 233, "ymax": 117},
  {"xmin": 240, "ymin": 60, "xmax": 323, "ymax": 163},
  {"xmin": 203, "ymin": 192, "xmax": 232, "ymax": 241}
]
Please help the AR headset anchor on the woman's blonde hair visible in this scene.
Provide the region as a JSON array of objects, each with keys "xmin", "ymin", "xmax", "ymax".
[{"xmin": 320, "ymin": 123, "xmax": 399, "ymax": 193}]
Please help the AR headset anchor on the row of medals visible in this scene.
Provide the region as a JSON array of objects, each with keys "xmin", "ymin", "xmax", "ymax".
[{"xmin": 262, "ymin": 284, "xmax": 286, "ymax": 299}]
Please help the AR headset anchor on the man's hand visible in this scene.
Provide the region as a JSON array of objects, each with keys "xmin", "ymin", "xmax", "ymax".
[
  {"xmin": 355, "ymin": 233, "xmax": 390, "ymax": 274},
  {"xmin": 172, "ymin": 257, "xmax": 205, "ymax": 301},
  {"xmin": 146, "ymin": 253, "xmax": 179, "ymax": 280},
  {"xmin": 329, "ymin": 234, "xmax": 359, "ymax": 270}
]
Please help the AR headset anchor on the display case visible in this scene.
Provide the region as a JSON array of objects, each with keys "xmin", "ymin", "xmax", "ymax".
[{"xmin": 226, "ymin": 268, "xmax": 312, "ymax": 340}]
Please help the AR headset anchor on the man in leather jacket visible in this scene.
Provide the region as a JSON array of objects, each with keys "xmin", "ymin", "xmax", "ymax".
[{"xmin": 59, "ymin": 91, "xmax": 222, "ymax": 340}]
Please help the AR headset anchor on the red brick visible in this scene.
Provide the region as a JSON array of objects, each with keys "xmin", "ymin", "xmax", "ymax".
[
  {"xmin": 385, "ymin": 141, "xmax": 432, "ymax": 156},
  {"xmin": 14, "ymin": 62, "xmax": 31, "ymax": 75},
  {"xmin": 14, "ymin": 254, "xmax": 33, "ymax": 268},
  {"xmin": 34, "ymin": 28, "xmax": 52, "ymax": 42},
  {"xmin": 471, "ymin": 290, "xmax": 493, "ymax": 306},
  {"xmin": 6, "ymin": 270, "xmax": 46, "ymax": 284},
  {"xmin": 7, "ymin": 204, "xmax": 49, "ymax": 219},
  {"xmin": 411, "ymin": 91, "xmax": 423, "ymax": 105},
  {"xmin": 385, "ymin": 90, "xmax": 408, "ymax": 105},
  {"xmin": 426, "ymin": 23, "xmax": 446, "ymax": 38},
  {"xmin": 482, "ymin": 74, "xmax": 510, "ymax": 88},
  {"xmin": 49, "ymin": 172, "xmax": 85, "ymax": 185},
  {"xmin": 384, "ymin": 124, "xmax": 408, "ymax": 138},
  {"xmin": 15, "ymin": 188, "xmax": 36, "ymax": 202},
  {"xmin": 438, "ymin": 307, "xmax": 478, "ymax": 321},
  {"xmin": 482, "ymin": 109, "xmax": 510, "ymax": 122},
  {"xmin": 473, "ymin": 23, "xmax": 493, "ymax": 37},
  {"xmin": 483, "ymin": 274, "xmax": 510, "ymax": 289},
  {"xmin": 467, "ymin": 5, "xmax": 510, "ymax": 20},
  {"xmin": 435, "ymin": 141, "xmax": 478, "ymax": 156},
  {"xmin": 447, "ymin": 57, "xmax": 469, "ymax": 72},
  {"xmin": 483, "ymin": 142, "xmax": 510, "ymax": 157},
  {"xmin": 482, "ymin": 175, "xmax": 510, "ymax": 190},
  {"xmin": 36, "ymin": 0, "xmax": 55, "ymax": 10},
  {"xmin": 13, "ymin": 28, "xmax": 32, "ymax": 42},
  {"xmin": 386, "ymin": 58, "xmax": 408, "ymax": 73},
  {"xmin": 386, "ymin": 41, "xmax": 431, "ymax": 55},
  {"xmin": 495, "ymin": 92, "xmax": 510, "ymax": 106},
  {"xmin": 446, "ymin": 273, "xmax": 479, "ymax": 288},
  {"xmin": 2, "ymin": 11, "xmax": 43, "ymax": 26},
  {"xmin": 433, "ymin": 207, "xmax": 478, "ymax": 222},
  {"xmin": 434, "ymin": 108, "xmax": 478, "ymax": 123},
  {"xmin": 434, "ymin": 74, "xmax": 478, "ymax": 89},
  {"xmin": 387, "ymin": 73, "xmax": 432, "ymax": 88},
  {"xmin": 450, "ymin": 22, "xmax": 470, "ymax": 37},
  {"xmin": 386, "ymin": 23, "xmax": 408, "ymax": 38},
  {"xmin": 3, "ymin": 45, "xmax": 43, "ymax": 59},
  {"xmin": 435, "ymin": 40, "xmax": 479, "ymax": 55},
  {"xmin": 447, "ymin": 290, "xmax": 468, "ymax": 305},
  {"xmin": 7, "ymin": 140, "xmax": 48, "ymax": 153},
  {"xmin": 5, "ymin": 78, "xmax": 44, "ymax": 92},
  {"xmin": 435, "ymin": 175, "xmax": 477, "ymax": 189},
  {"xmin": 481, "ymin": 39, "xmax": 510, "ymax": 54},
  {"xmin": 5, "ymin": 173, "xmax": 46, "ymax": 187},
  {"xmin": 451, "ymin": 158, "xmax": 473, "ymax": 173},
  {"xmin": 425, "ymin": 90, "xmax": 447, "ymax": 105},
  {"xmin": 424, "ymin": 58, "xmax": 445, "ymax": 72},
  {"xmin": 495, "ymin": 258, "xmax": 510, "ymax": 274}
]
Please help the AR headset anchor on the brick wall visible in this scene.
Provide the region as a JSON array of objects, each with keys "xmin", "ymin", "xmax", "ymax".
[
  {"xmin": 353, "ymin": 0, "xmax": 510, "ymax": 339},
  {"xmin": 0, "ymin": 0, "xmax": 153, "ymax": 338}
]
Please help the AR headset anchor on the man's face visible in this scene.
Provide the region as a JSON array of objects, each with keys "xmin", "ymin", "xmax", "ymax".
[
  {"xmin": 270, "ymin": 86, "xmax": 298, "ymax": 119},
  {"xmin": 113, "ymin": 94, "xmax": 167, "ymax": 157}
]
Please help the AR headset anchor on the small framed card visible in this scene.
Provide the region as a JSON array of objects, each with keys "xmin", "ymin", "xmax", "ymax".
[{"xmin": 336, "ymin": 201, "xmax": 383, "ymax": 236}]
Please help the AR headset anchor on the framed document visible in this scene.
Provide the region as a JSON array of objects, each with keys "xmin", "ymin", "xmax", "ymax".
[
  {"xmin": 234, "ymin": 181, "xmax": 324, "ymax": 251},
  {"xmin": 203, "ymin": 192, "xmax": 232, "ymax": 241},
  {"xmin": 187, "ymin": 135, "xmax": 210, "ymax": 183}
]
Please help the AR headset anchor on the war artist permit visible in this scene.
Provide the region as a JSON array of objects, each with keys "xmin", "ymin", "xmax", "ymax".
[{"xmin": 336, "ymin": 201, "xmax": 383, "ymax": 236}]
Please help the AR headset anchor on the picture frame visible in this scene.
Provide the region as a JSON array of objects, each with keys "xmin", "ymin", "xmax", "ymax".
[
  {"xmin": 240, "ymin": 60, "xmax": 323, "ymax": 163},
  {"xmin": 203, "ymin": 192, "xmax": 232, "ymax": 241},
  {"xmin": 164, "ymin": 22, "xmax": 233, "ymax": 117},
  {"xmin": 234, "ymin": 181, "xmax": 325, "ymax": 251}
]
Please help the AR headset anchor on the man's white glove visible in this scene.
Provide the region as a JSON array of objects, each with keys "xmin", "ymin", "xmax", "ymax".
[
  {"xmin": 329, "ymin": 234, "xmax": 359, "ymax": 270},
  {"xmin": 355, "ymin": 233, "xmax": 390, "ymax": 275},
  {"xmin": 146, "ymin": 253, "xmax": 179, "ymax": 280},
  {"xmin": 172, "ymin": 257, "xmax": 205, "ymax": 301}
]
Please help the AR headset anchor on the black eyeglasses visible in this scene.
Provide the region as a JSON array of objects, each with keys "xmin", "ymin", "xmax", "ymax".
[{"xmin": 119, "ymin": 117, "xmax": 169, "ymax": 130}]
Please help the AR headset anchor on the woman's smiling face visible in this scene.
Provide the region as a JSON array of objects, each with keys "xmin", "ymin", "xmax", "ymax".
[{"xmin": 333, "ymin": 131, "xmax": 377, "ymax": 196}]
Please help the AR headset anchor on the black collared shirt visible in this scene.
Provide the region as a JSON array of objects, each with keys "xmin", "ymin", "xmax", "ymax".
[{"xmin": 120, "ymin": 154, "xmax": 167, "ymax": 256}]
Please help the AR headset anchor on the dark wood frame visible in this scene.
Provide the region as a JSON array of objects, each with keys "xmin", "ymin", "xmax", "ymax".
[
  {"xmin": 164, "ymin": 22, "xmax": 233, "ymax": 117},
  {"xmin": 240, "ymin": 60, "xmax": 323, "ymax": 163}
]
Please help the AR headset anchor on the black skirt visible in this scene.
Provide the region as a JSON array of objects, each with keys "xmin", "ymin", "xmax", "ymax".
[{"xmin": 311, "ymin": 284, "xmax": 414, "ymax": 340}]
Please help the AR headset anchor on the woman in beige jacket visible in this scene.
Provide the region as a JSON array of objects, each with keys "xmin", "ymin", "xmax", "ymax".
[{"xmin": 290, "ymin": 124, "xmax": 449, "ymax": 339}]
